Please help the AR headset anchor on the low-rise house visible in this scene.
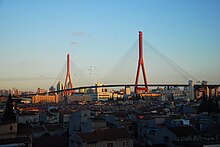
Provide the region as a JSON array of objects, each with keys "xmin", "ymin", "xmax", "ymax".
[
  {"xmin": 145, "ymin": 126, "xmax": 176, "ymax": 147},
  {"xmin": 139, "ymin": 125, "xmax": 201, "ymax": 147},
  {"xmin": 101, "ymin": 111, "xmax": 131, "ymax": 128},
  {"xmin": 44, "ymin": 124, "xmax": 65, "ymax": 136},
  {"xmin": 136, "ymin": 114, "xmax": 168, "ymax": 140},
  {"xmin": 204, "ymin": 125, "xmax": 220, "ymax": 141},
  {"xmin": 33, "ymin": 136, "xmax": 68, "ymax": 147},
  {"xmin": 17, "ymin": 112, "xmax": 39, "ymax": 124},
  {"xmin": 165, "ymin": 118, "xmax": 191, "ymax": 128},
  {"xmin": 0, "ymin": 121, "xmax": 17, "ymax": 139},
  {"xmin": 90, "ymin": 117, "xmax": 107, "ymax": 131},
  {"xmin": 0, "ymin": 121, "xmax": 32, "ymax": 146},
  {"xmin": 169, "ymin": 126, "xmax": 201, "ymax": 146},
  {"xmin": 17, "ymin": 123, "xmax": 32, "ymax": 139},
  {"xmin": 197, "ymin": 112, "xmax": 215, "ymax": 131},
  {"xmin": 32, "ymin": 125, "xmax": 46, "ymax": 138},
  {"xmin": 59, "ymin": 111, "xmax": 72, "ymax": 130},
  {"xmin": 69, "ymin": 128, "xmax": 133, "ymax": 147},
  {"xmin": 69, "ymin": 110, "xmax": 91, "ymax": 135},
  {"xmin": 40, "ymin": 111, "xmax": 59, "ymax": 124}
]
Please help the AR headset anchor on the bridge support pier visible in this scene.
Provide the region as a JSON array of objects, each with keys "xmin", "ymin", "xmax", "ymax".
[
  {"xmin": 64, "ymin": 53, "xmax": 74, "ymax": 96},
  {"xmin": 135, "ymin": 31, "xmax": 148, "ymax": 94}
]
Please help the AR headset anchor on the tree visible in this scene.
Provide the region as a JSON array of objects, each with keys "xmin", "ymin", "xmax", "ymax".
[{"xmin": 2, "ymin": 94, "xmax": 16, "ymax": 122}]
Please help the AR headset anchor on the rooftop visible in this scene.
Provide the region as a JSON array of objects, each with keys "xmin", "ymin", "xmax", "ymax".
[
  {"xmin": 170, "ymin": 126, "xmax": 200, "ymax": 137},
  {"xmin": 78, "ymin": 128, "xmax": 133, "ymax": 143}
]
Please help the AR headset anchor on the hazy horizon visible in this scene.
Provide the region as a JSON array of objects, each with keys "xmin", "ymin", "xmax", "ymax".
[{"xmin": 0, "ymin": 0, "xmax": 220, "ymax": 91}]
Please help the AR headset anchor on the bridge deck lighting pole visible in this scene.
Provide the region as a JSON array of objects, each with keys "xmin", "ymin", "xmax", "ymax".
[{"xmin": 135, "ymin": 31, "xmax": 148, "ymax": 94}]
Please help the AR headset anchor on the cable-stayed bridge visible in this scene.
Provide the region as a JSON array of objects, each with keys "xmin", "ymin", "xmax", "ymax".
[{"xmin": 18, "ymin": 31, "xmax": 220, "ymax": 99}]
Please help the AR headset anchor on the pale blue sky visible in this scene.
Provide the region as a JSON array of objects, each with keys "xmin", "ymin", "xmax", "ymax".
[{"xmin": 0, "ymin": 0, "xmax": 220, "ymax": 91}]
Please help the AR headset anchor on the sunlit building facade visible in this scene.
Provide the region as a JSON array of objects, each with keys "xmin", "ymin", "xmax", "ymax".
[
  {"xmin": 57, "ymin": 81, "xmax": 63, "ymax": 92},
  {"xmin": 32, "ymin": 94, "xmax": 58, "ymax": 103}
]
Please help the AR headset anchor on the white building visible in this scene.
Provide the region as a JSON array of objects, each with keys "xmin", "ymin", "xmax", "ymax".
[{"xmin": 92, "ymin": 82, "xmax": 112, "ymax": 101}]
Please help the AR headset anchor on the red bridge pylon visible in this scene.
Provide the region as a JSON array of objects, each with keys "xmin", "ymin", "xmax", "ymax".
[
  {"xmin": 64, "ymin": 53, "xmax": 74, "ymax": 96},
  {"xmin": 135, "ymin": 31, "xmax": 149, "ymax": 94}
]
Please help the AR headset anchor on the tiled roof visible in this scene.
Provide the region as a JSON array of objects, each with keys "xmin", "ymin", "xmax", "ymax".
[
  {"xmin": 170, "ymin": 126, "xmax": 200, "ymax": 137},
  {"xmin": 207, "ymin": 125, "xmax": 220, "ymax": 135},
  {"xmin": 44, "ymin": 124, "xmax": 64, "ymax": 131},
  {"xmin": 32, "ymin": 125, "xmax": 46, "ymax": 133},
  {"xmin": 33, "ymin": 136, "xmax": 68, "ymax": 147},
  {"xmin": 17, "ymin": 123, "xmax": 32, "ymax": 134},
  {"xmin": 19, "ymin": 111, "xmax": 38, "ymax": 116},
  {"xmin": 78, "ymin": 128, "xmax": 132, "ymax": 143},
  {"xmin": 0, "ymin": 137, "xmax": 30, "ymax": 145},
  {"xmin": 0, "ymin": 121, "xmax": 16, "ymax": 126}
]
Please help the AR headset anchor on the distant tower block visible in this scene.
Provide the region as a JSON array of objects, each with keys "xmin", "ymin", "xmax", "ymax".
[
  {"xmin": 135, "ymin": 31, "xmax": 148, "ymax": 94},
  {"xmin": 64, "ymin": 53, "xmax": 74, "ymax": 95}
]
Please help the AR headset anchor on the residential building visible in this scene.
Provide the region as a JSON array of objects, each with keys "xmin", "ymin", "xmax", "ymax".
[
  {"xmin": 17, "ymin": 112, "xmax": 40, "ymax": 124},
  {"xmin": 0, "ymin": 121, "xmax": 32, "ymax": 146},
  {"xmin": 70, "ymin": 128, "xmax": 133, "ymax": 147}
]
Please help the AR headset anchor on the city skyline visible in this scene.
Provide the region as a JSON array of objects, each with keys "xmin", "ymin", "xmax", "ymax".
[{"xmin": 0, "ymin": 0, "xmax": 220, "ymax": 91}]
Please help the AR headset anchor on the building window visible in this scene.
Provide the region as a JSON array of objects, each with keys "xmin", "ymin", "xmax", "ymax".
[
  {"xmin": 123, "ymin": 141, "xmax": 128, "ymax": 147},
  {"xmin": 87, "ymin": 143, "xmax": 96, "ymax": 147},
  {"xmin": 107, "ymin": 143, "xmax": 113, "ymax": 147},
  {"xmin": 10, "ymin": 125, "xmax": 13, "ymax": 130},
  {"xmin": 128, "ymin": 126, "xmax": 133, "ymax": 131},
  {"xmin": 164, "ymin": 136, "xmax": 169, "ymax": 142}
]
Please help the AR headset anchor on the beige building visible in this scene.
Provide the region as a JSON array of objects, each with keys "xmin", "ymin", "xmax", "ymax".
[
  {"xmin": 32, "ymin": 94, "xmax": 58, "ymax": 103},
  {"xmin": 125, "ymin": 86, "xmax": 131, "ymax": 95},
  {"xmin": 37, "ymin": 88, "xmax": 47, "ymax": 94},
  {"xmin": 97, "ymin": 92, "xmax": 112, "ymax": 101},
  {"xmin": 96, "ymin": 81, "xmax": 103, "ymax": 93},
  {"xmin": 0, "ymin": 122, "xmax": 17, "ymax": 139},
  {"xmin": 0, "ymin": 121, "xmax": 32, "ymax": 146}
]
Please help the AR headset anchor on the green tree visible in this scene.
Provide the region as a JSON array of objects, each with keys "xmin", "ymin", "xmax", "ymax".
[{"xmin": 2, "ymin": 94, "xmax": 16, "ymax": 122}]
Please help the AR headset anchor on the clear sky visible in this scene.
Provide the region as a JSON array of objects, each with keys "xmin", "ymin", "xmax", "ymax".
[{"xmin": 0, "ymin": 0, "xmax": 220, "ymax": 91}]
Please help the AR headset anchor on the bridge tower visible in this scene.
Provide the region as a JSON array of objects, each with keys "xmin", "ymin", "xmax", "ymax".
[
  {"xmin": 64, "ymin": 53, "xmax": 73, "ymax": 95},
  {"xmin": 135, "ymin": 31, "xmax": 148, "ymax": 94}
]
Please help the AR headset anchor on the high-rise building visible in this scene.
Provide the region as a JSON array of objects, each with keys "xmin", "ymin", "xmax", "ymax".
[
  {"xmin": 49, "ymin": 86, "xmax": 56, "ymax": 92},
  {"xmin": 94, "ymin": 82, "xmax": 112, "ymax": 101},
  {"xmin": 202, "ymin": 80, "xmax": 209, "ymax": 97},
  {"xmin": 79, "ymin": 88, "xmax": 86, "ymax": 93},
  {"xmin": 95, "ymin": 81, "xmax": 103, "ymax": 93},
  {"xmin": 125, "ymin": 86, "xmax": 131, "ymax": 95},
  {"xmin": 57, "ymin": 81, "xmax": 63, "ymax": 91},
  {"xmin": 185, "ymin": 80, "xmax": 195, "ymax": 100}
]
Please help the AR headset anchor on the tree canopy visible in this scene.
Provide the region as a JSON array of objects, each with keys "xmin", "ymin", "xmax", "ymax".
[{"xmin": 2, "ymin": 94, "xmax": 16, "ymax": 122}]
